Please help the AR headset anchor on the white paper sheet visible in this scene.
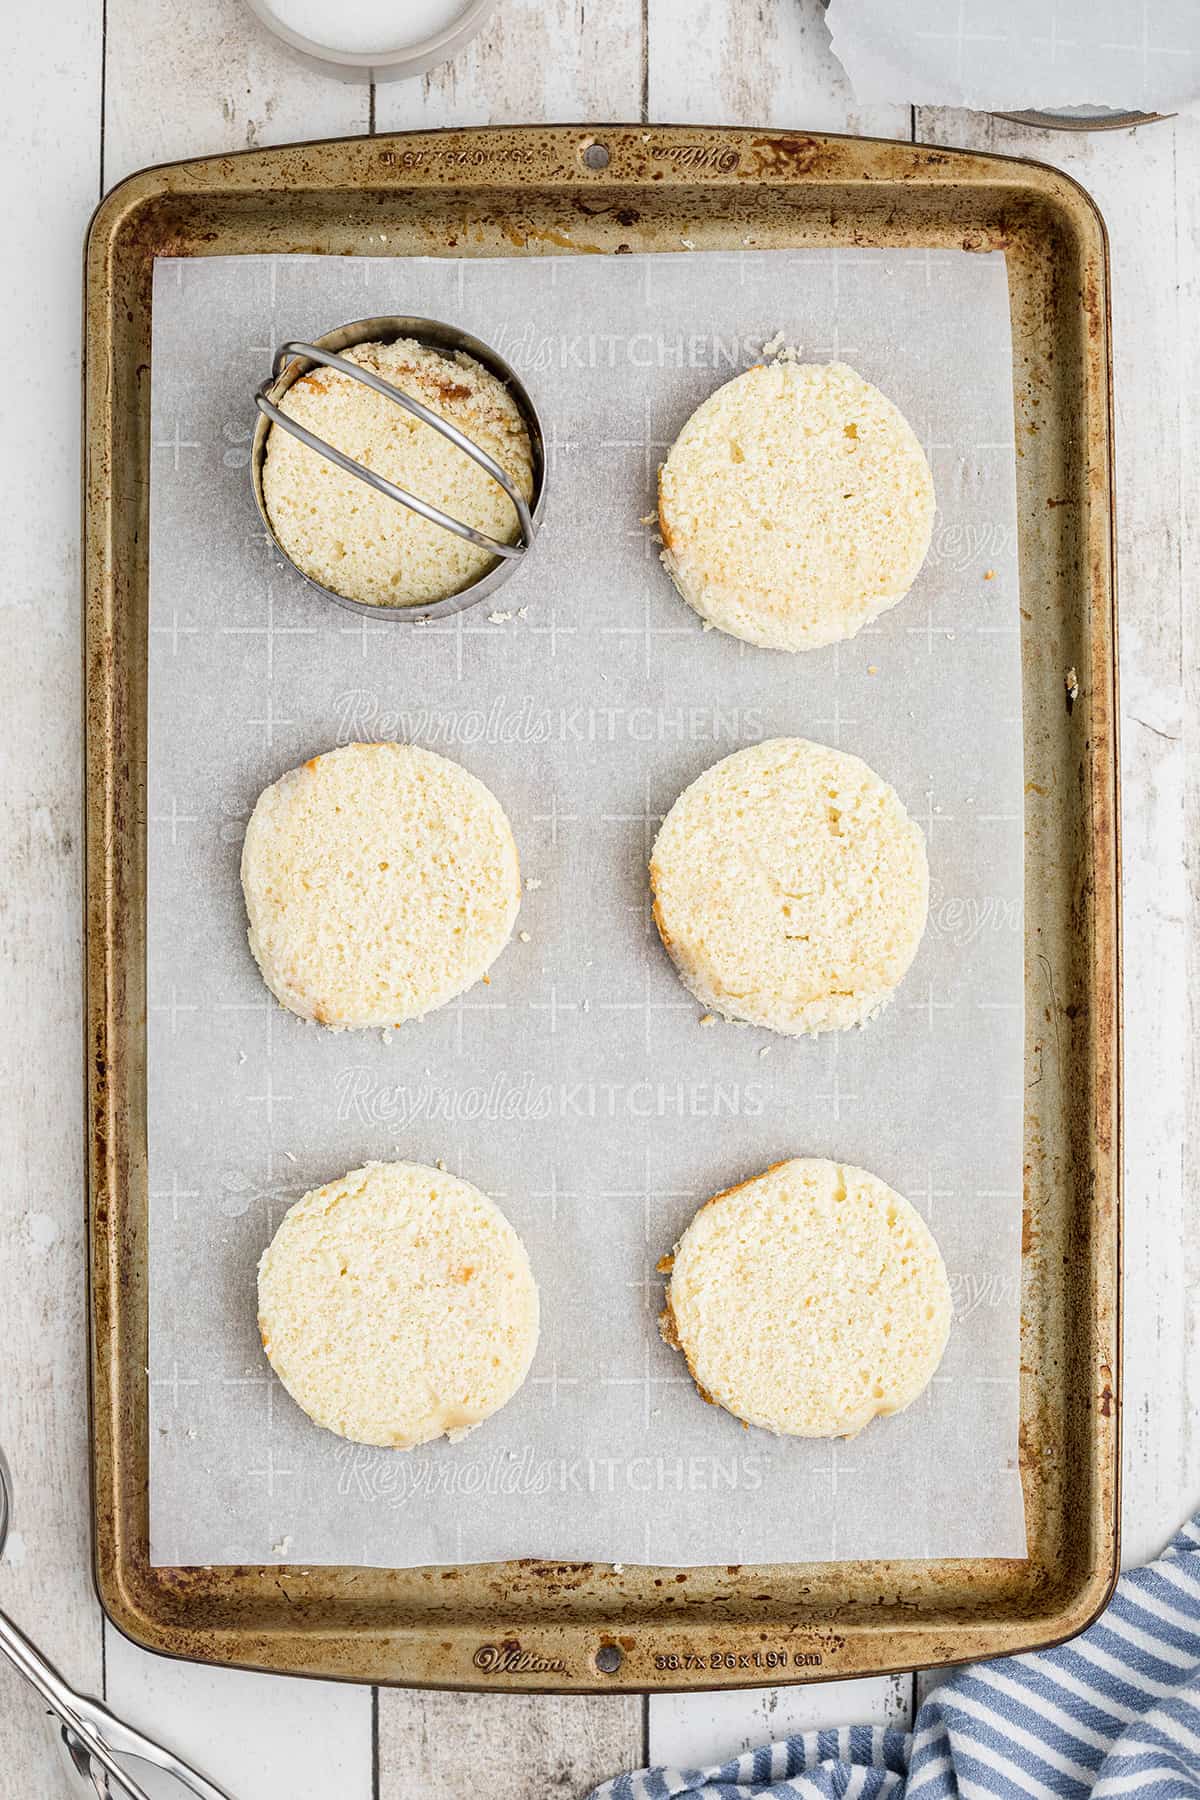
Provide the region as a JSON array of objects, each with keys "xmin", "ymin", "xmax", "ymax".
[
  {"xmin": 827, "ymin": 0, "xmax": 1200, "ymax": 112},
  {"xmin": 147, "ymin": 246, "xmax": 1027, "ymax": 1568}
]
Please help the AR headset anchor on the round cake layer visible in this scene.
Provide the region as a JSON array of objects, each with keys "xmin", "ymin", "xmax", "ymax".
[
  {"xmin": 661, "ymin": 1158, "xmax": 952, "ymax": 1438},
  {"xmin": 263, "ymin": 336, "xmax": 534, "ymax": 607},
  {"xmin": 658, "ymin": 360, "xmax": 935, "ymax": 651},
  {"xmin": 650, "ymin": 737, "xmax": 928, "ymax": 1036},
  {"xmin": 258, "ymin": 1160, "xmax": 540, "ymax": 1449},
  {"xmin": 241, "ymin": 740, "xmax": 520, "ymax": 1029}
]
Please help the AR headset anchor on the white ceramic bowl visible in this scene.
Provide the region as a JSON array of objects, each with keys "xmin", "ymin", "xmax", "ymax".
[{"xmin": 244, "ymin": 0, "xmax": 495, "ymax": 81}]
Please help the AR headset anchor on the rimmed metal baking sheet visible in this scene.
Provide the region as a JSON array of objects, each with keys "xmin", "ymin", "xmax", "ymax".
[{"xmin": 83, "ymin": 124, "xmax": 1120, "ymax": 1692}]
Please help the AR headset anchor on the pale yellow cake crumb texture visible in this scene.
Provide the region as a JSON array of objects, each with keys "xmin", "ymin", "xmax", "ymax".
[
  {"xmin": 657, "ymin": 360, "xmax": 935, "ymax": 651},
  {"xmin": 241, "ymin": 741, "xmax": 520, "ymax": 1030},
  {"xmin": 262, "ymin": 337, "xmax": 534, "ymax": 608},
  {"xmin": 258, "ymin": 1160, "xmax": 539, "ymax": 1449},
  {"xmin": 650, "ymin": 738, "xmax": 927, "ymax": 1036},
  {"xmin": 661, "ymin": 1158, "xmax": 951, "ymax": 1438}
]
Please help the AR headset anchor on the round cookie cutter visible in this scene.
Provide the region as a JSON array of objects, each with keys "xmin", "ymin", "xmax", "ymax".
[{"xmin": 252, "ymin": 314, "xmax": 547, "ymax": 622}]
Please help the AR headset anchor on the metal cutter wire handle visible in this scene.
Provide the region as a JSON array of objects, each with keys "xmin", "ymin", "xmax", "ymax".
[
  {"xmin": 0, "ymin": 1448, "xmax": 235, "ymax": 1800},
  {"xmin": 255, "ymin": 342, "xmax": 535, "ymax": 559}
]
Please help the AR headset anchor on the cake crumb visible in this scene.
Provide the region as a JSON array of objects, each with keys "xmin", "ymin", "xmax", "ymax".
[
  {"xmin": 758, "ymin": 1046, "xmax": 770, "ymax": 1057},
  {"xmin": 488, "ymin": 609, "xmax": 514, "ymax": 624},
  {"xmin": 762, "ymin": 331, "xmax": 801, "ymax": 363},
  {"xmin": 867, "ymin": 664, "xmax": 879, "ymax": 676},
  {"xmin": 1066, "ymin": 666, "xmax": 1079, "ymax": 708},
  {"xmin": 518, "ymin": 930, "xmax": 531, "ymax": 943},
  {"xmin": 582, "ymin": 998, "xmax": 591, "ymax": 1013},
  {"xmin": 984, "ymin": 569, "xmax": 998, "ymax": 581},
  {"xmin": 699, "ymin": 1013, "xmax": 718, "ymax": 1028},
  {"xmin": 612, "ymin": 1562, "xmax": 625, "ymax": 1574},
  {"xmin": 272, "ymin": 1535, "xmax": 293, "ymax": 1557},
  {"xmin": 525, "ymin": 877, "xmax": 542, "ymax": 891},
  {"xmin": 640, "ymin": 512, "xmax": 657, "ymax": 526},
  {"xmin": 680, "ymin": 236, "xmax": 696, "ymax": 249},
  {"xmin": 436, "ymin": 1158, "xmax": 447, "ymax": 1172}
]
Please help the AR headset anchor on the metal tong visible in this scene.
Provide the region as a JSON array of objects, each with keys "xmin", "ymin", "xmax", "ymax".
[{"xmin": 0, "ymin": 1447, "xmax": 234, "ymax": 1800}]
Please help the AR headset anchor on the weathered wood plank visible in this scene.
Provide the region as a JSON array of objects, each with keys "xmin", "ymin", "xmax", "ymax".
[
  {"xmin": 0, "ymin": 0, "xmax": 104, "ymax": 1792},
  {"xmin": 103, "ymin": 1628, "xmax": 372, "ymax": 1800},
  {"xmin": 378, "ymin": 1690, "xmax": 645, "ymax": 1798},
  {"xmin": 647, "ymin": 0, "xmax": 907, "ymax": 139},
  {"xmin": 374, "ymin": 0, "xmax": 646, "ymax": 131},
  {"xmin": 1181, "ymin": 113, "xmax": 1200, "ymax": 1592},
  {"xmin": 650, "ymin": 1673, "xmax": 914, "ymax": 1769},
  {"xmin": 103, "ymin": 0, "xmax": 369, "ymax": 188},
  {"xmin": 917, "ymin": 107, "xmax": 1198, "ymax": 1570}
]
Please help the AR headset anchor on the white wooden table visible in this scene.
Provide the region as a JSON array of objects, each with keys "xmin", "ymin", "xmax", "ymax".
[{"xmin": 1, "ymin": 2, "xmax": 1197, "ymax": 1792}]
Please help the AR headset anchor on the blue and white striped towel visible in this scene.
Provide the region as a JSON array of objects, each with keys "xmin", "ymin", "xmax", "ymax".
[{"xmin": 589, "ymin": 1513, "xmax": 1200, "ymax": 1799}]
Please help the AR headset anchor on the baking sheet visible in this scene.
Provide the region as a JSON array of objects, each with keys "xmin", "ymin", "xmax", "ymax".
[
  {"xmin": 147, "ymin": 246, "xmax": 1026, "ymax": 1569},
  {"xmin": 827, "ymin": 0, "xmax": 1200, "ymax": 111}
]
